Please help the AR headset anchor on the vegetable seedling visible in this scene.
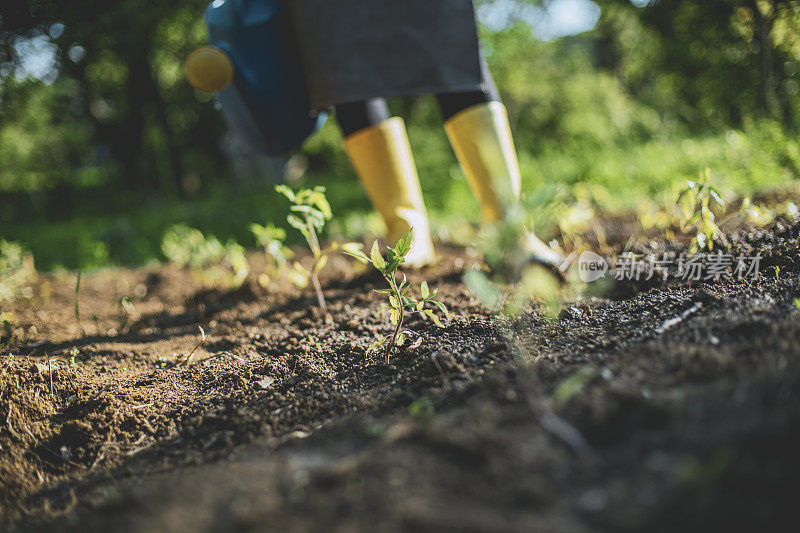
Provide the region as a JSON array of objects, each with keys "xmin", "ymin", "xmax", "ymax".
[
  {"xmin": 676, "ymin": 169, "xmax": 729, "ymax": 252},
  {"xmin": 275, "ymin": 185, "xmax": 361, "ymax": 309},
  {"xmin": 343, "ymin": 230, "xmax": 448, "ymax": 363},
  {"xmin": 463, "ymin": 202, "xmax": 563, "ymax": 318},
  {"xmin": 250, "ymin": 222, "xmax": 293, "ymax": 286}
]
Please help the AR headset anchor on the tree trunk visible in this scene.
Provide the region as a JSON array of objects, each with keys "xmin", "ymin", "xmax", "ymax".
[{"xmin": 751, "ymin": 0, "xmax": 782, "ymax": 120}]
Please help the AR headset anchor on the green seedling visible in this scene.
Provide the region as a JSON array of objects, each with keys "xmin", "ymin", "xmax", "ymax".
[
  {"xmin": 794, "ymin": 298, "xmax": 800, "ymax": 311},
  {"xmin": 344, "ymin": 230, "xmax": 448, "ymax": 363},
  {"xmin": 676, "ymin": 169, "xmax": 730, "ymax": 252},
  {"xmin": 250, "ymin": 222, "xmax": 293, "ymax": 287},
  {"xmin": 275, "ymin": 184, "xmax": 361, "ymax": 309},
  {"xmin": 69, "ymin": 348, "xmax": 79, "ymax": 367},
  {"xmin": 161, "ymin": 224, "xmax": 249, "ymax": 286},
  {"xmin": 464, "ymin": 202, "xmax": 563, "ymax": 318}
]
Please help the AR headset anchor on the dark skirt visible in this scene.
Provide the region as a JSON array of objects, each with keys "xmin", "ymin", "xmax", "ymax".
[{"xmin": 287, "ymin": 0, "xmax": 483, "ymax": 109}]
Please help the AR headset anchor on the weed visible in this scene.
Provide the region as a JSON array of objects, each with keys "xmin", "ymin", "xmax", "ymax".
[
  {"xmin": 250, "ymin": 223, "xmax": 293, "ymax": 287},
  {"xmin": 344, "ymin": 230, "xmax": 448, "ymax": 363},
  {"xmin": 161, "ymin": 224, "xmax": 249, "ymax": 286},
  {"xmin": 794, "ymin": 298, "xmax": 800, "ymax": 311},
  {"xmin": 676, "ymin": 168, "xmax": 730, "ymax": 252},
  {"xmin": 275, "ymin": 185, "xmax": 361, "ymax": 309}
]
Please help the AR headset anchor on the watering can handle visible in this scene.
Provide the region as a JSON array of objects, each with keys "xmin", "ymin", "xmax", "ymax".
[{"xmin": 185, "ymin": 46, "xmax": 234, "ymax": 93}]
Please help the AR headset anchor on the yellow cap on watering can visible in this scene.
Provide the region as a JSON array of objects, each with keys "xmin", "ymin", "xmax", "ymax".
[{"xmin": 185, "ymin": 46, "xmax": 234, "ymax": 93}]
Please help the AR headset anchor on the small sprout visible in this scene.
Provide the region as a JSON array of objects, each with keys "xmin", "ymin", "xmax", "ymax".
[
  {"xmin": 276, "ymin": 185, "xmax": 361, "ymax": 309},
  {"xmin": 250, "ymin": 223, "xmax": 293, "ymax": 287},
  {"xmin": 183, "ymin": 326, "xmax": 206, "ymax": 364},
  {"xmin": 343, "ymin": 230, "xmax": 448, "ymax": 363},
  {"xmin": 794, "ymin": 298, "xmax": 800, "ymax": 311},
  {"xmin": 775, "ymin": 266, "xmax": 781, "ymax": 280},
  {"xmin": 676, "ymin": 169, "xmax": 729, "ymax": 252}
]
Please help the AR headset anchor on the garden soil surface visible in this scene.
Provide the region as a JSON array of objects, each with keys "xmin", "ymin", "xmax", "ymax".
[{"xmin": 2, "ymin": 216, "xmax": 800, "ymax": 532}]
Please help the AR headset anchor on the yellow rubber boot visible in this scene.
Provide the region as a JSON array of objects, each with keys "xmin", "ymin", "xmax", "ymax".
[
  {"xmin": 344, "ymin": 117, "xmax": 435, "ymax": 267},
  {"xmin": 445, "ymin": 101, "xmax": 562, "ymax": 267},
  {"xmin": 444, "ymin": 101, "xmax": 521, "ymax": 223}
]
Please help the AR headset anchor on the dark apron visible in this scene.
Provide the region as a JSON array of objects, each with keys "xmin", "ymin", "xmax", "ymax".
[{"xmin": 287, "ymin": 0, "xmax": 483, "ymax": 110}]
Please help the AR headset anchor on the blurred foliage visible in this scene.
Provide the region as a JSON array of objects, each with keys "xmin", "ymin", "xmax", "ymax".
[
  {"xmin": 161, "ymin": 223, "xmax": 249, "ymax": 286},
  {"xmin": 0, "ymin": 240, "xmax": 36, "ymax": 302},
  {"xmin": 1, "ymin": 0, "xmax": 800, "ymax": 270}
]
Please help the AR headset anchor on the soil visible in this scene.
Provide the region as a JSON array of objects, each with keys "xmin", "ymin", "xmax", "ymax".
[{"xmin": 1, "ymin": 215, "xmax": 800, "ymax": 532}]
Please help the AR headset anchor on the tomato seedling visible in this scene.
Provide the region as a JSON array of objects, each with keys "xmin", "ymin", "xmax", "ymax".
[
  {"xmin": 250, "ymin": 222, "xmax": 293, "ymax": 287},
  {"xmin": 276, "ymin": 185, "xmax": 362, "ymax": 309},
  {"xmin": 676, "ymin": 169, "xmax": 729, "ymax": 252},
  {"xmin": 344, "ymin": 230, "xmax": 448, "ymax": 363}
]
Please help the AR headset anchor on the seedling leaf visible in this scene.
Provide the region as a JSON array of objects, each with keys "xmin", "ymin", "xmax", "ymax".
[
  {"xmin": 395, "ymin": 230, "xmax": 412, "ymax": 258},
  {"xmin": 432, "ymin": 300, "xmax": 449, "ymax": 319},
  {"xmin": 367, "ymin": 336, "xmax": 387, "ymax": 353},
  {"xmin": 371, "ymin": 241, "xmax": 386, "ymax": 271},
  {"xmin": 424, "ymin": 310, "xmax": 445, "ymax": 328}
]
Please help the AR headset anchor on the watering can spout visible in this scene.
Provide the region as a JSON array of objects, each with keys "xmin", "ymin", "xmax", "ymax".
[{"xmin": 185, "ymin": 46, "xmax": 234, "ymax": 93}]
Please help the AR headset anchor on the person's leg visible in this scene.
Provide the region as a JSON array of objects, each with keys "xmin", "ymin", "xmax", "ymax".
[
  {"xmin": 437, "ymin": 62, "xmax": 561, "ymax": 265},
  {"xmin": 436, "ymin": 63, "xmax": 500, "ymax": 122},
  {"xmin": 336, "ymin": 98, "xmax": 391, "ymax": 137},
  {"xmin": 337, "ymin": 98, "xmax": 435, "ymax": 266},
  {"xmin": 436, "ymin": 61, "xmax": 520, "ymax": 224}
]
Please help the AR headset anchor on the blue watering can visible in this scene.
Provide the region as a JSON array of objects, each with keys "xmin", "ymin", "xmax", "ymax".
[{"xmin": 185, "ymin": 0, "xmax": 327, "ymax": 155}]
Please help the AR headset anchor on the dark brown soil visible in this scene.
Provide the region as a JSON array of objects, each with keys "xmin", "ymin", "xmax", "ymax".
[{"xmin": 2, "ymin": 217, "xmax": 800, "ymax": 532}]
